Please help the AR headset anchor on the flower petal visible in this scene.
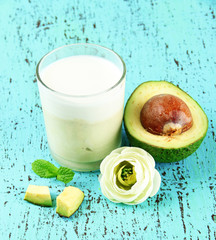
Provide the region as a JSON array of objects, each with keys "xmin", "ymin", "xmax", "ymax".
[{"xmin": 149, "ymin": 169, "xmax": 161, "ymax": 197}]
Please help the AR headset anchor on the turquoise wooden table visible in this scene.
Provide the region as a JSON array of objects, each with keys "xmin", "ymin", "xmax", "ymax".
[{"xmin": 0, "ymin": 0, "xmax": 215, "ymax": 239}]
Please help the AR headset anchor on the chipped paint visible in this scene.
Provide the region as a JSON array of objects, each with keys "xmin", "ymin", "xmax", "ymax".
[{"xmin": 0, "ymin": 0, "xmax": 216, "ymax": 239}]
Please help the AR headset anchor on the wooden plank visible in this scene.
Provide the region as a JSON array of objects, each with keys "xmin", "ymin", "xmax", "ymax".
[{"xmin": 0, "ymin": 0, "xmax": 215, "ymax": 239}]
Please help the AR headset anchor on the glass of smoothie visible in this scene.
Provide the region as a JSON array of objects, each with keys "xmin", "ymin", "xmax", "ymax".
[{"xmin": 36, "ymin": 43, "xmax": 126, "ymax": 171}]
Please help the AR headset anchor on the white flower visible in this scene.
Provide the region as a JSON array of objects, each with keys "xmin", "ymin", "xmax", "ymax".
[{"xmin": 99, "ymin": 147, "xmax": 161, "ymax": 205}]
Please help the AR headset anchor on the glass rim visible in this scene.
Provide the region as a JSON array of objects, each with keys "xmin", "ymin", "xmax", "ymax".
[{"xmin": 36, "ymin": 43, "xmax": 126, "ymax": 98}]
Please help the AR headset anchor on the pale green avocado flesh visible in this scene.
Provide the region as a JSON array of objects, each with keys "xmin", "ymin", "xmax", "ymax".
[
  {"xmin": 56, "ymin": 186, "xmax": 84, "ymax": 218},
  {"xmin": 24, "ymin": 185, "xmax": 52, "ymax": 207},
  {"xmin": 124, "ymin": 81, "xmax": 208, "ymax": 163}
]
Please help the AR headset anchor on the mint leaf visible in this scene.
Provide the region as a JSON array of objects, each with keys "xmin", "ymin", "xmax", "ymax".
[
  {"xmin": 31, "ymin": 160, "xmax": 75, "ymax": 184},
  {"xmin": 56, "ymin": 167, "xmax": 75, "ymax": 184},
  {"xmin": 32, "ymin": 159, "xmax": 58, "ymax": 178}
]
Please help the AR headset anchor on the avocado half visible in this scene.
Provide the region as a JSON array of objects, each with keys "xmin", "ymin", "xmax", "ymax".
[{"xmin": 124, "ymin": 81, "xmax": 208, "ymax": 163}]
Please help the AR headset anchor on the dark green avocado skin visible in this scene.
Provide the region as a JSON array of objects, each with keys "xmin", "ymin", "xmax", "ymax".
[{"xmin": 124, "ymin": 124, "xmax": 207, "ymax": 162}]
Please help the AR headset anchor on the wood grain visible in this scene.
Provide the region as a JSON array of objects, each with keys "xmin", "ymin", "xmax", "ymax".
[{"xmin": 0, "ymin": 0, "xmax": 215, "ymax": 239}]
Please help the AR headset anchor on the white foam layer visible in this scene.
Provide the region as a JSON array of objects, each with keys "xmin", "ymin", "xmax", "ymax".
[
  {"xmin": 40, "ymin": 55, "xmax": 122, "ymax": 96},
  {"xmin": 38, "ymin": 55, "xmax": 125, "ymax": 122}
]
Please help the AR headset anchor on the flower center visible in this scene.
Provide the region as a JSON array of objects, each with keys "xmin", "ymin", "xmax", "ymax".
[
  {"xmin": 121, "ymin": 167, "xmax": 134, "ymax": 181},
  {"xmin": 115, "ymin": 161, "xmax": 137, "ymax": 190}
]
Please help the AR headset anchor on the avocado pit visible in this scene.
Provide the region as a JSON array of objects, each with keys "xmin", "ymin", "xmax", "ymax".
[{"xmin": 140, "ymin": 94, "xmax": 193, "ymax": 136}]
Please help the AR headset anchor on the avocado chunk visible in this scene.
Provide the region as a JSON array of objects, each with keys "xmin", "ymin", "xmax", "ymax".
[
  {"xmin": 124, "ymin": 81, "xmax": 208, "ymax": 163},
  {"xmin": 56, "ymin": 186, "xmax": 84, "ymax": 218},
  {"xmin": 24, "ymin": 185, "xmax": 52, "ymax": 207}
]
